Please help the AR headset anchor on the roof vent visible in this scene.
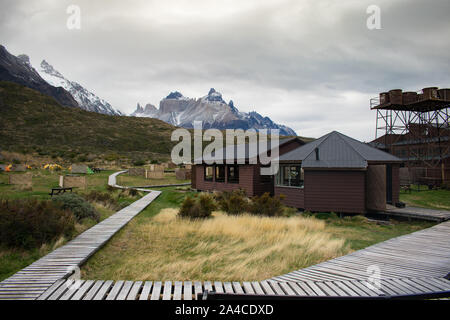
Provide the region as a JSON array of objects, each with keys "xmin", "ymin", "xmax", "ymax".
[{"xmin": 315, "ymin": 148, "xmax": 319, "ymax": 160}]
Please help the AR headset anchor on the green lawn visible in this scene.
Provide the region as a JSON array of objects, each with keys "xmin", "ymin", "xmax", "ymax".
[
  {"xmin": 400, "ymin": 186, "xmax": 450, "ymax": 210},
  {"xmin": 117, "ymin": 172, "xmax": 190, "ymax": 187}
]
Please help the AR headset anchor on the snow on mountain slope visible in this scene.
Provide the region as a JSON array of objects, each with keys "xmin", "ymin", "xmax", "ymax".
[
  {"xmin": 38, "ymin": 60, "xmax": 121, "ymax": 116},
  {"xmin": 131, "ymin": 88, "xmax": 297, "ymax": 136}
]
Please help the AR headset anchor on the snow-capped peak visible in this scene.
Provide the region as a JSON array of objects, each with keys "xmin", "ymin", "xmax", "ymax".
[{"xmin": 37, "ymin": 60, "xmax": 121, "ymax": 116}]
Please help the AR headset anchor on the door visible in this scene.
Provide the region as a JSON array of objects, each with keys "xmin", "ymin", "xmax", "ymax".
[{"xmin": 366, "ymin": 165, "xmax": 386, "ymax": 212}]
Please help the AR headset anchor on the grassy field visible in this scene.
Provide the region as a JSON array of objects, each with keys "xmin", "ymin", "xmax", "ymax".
[
  {"xmin": 0, "ymin": 169, "xmax": 144, "ymax": 281},
  {"xmin": 117, "ymin": 172, "xmax": 190, "ymax": 187},
  {"xmin": 82, "ymin": 189, "xmax": 434, "ymax": 281},
  {"xmin": 400, "ymin": 187, "xmax": 450, "ymax": 210}
]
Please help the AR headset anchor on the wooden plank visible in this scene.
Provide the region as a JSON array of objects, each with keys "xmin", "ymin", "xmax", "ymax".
[
  {"xmin": 150, "ymin": 281, "xmax": 162, "ymax": 300},
  {"xmin": 278, "ymin": 282, "xmax": 295, "ymax": 295},
  {"xmin": 194, "ymin": 281, "xmax": 203, "ymax": 299},
  {"xmin": 286, "ymin": 282, "xmax": 307, "ymax": 296},
  {"xmin": 47, "ymin": 280, "xmax": 71, "ymax": 300},
  {"xmin": 259, "ymin": 281, "xmax": 275, "ymax": 295},
  {"xmin": 223, "ymin": 282, "xmax": 234, "ymax": 294},
  {"xmin": 242, "ymin": 282, "xmax": 255, "ymax": 294},
  {"xmin": 36, "ymin": 279, "xmax": 66, "ymax": 300},
  {"xmin": 183, "ymin": 281, "xmax": 192, "ymax": 301},
  {"xmin": 126, "ymin": 281, "xmax": 143, "ymax": 300},
  {"xmin": 71, "ymin": 280, "xmax": 95, "ymax": 300},
  {"xmin": 204, "ymin": 281, "xmax": 213, "ymax": 293},
  {"xmin": 162, "ymin": 281, "xmax": 172, "ymax": 300},
  {"xmin": 214, "ymin": 281, "xmax": 224, "ymax": 294},
  {"xmin": 232, "ymin": 282, "xmax": 244, "ymax": 294},
  {"xmin": 138, "ymin": 281, "xmax": 152, "ymax": 301},
  {"xmin": 82, "ymin": 280, "xmax": 104, "ymax": 300},
  {"xmin": 93, "ymin": 280, "xmax": 114, "ymax": 300},
  {"xmin": 173, "ymin": 281, "xmax": 183, "ymax": 300},
  {"xmin": 116, "ymin": 281, "xmax": 133, "ymax": 300},
  {"xmin": 105, "ymin": 280, "xmax": 124, "ymax": 300}
]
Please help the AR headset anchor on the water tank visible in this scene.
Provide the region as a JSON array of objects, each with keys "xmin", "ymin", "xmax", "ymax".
[
  {"xmin": 422, "ymin": 87, "xmax": 438, "ymax": 100},
  {"xmin": 389, "ymin": 89, "xmax": 403, "ymax": 105},
  {"xmin": 402, "ymin": 91, "xmax": 418, "ymax": 105},
  {"xmin": 379, "ymin": 92, "xmax": 390, "ymax": 105},
  {"xmin": 438, "ymin": 88, "xmax": 450, "ymax": 101}
]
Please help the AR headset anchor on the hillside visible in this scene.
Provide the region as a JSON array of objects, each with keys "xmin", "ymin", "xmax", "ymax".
[{"xmin": 0, "ymin": 81, "xmax": 176, "ymax": 162}]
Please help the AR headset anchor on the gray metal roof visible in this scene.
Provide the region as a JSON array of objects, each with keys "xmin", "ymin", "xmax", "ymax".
[
  {"xmin": 198, "ymin": 137, "xmax": 298, "ymax": 163},
  {"xmin": 280, "ymin": 131, "xmax": 402, "ymax": 168}
]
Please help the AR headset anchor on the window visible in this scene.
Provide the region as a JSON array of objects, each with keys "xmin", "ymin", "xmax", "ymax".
[
  {"xmin": 204, "ymin": 166, "xmax": 213, "ymax": 181},
  {"xmin": 227, "ymin": 165, "xmax": 239, "ymax": 183},
  {"xmin": 276, "ymin": 164, "xmax": 304, "ymax": 187},
  {"xmin": 215, "ymin": 165, "xmax": 225, "ymax": 182}
]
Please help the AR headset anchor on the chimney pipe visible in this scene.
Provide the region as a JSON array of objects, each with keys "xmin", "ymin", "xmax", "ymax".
[{"xmin": 315, "ymin": 148, "xmax": 319, "ymax": 160}]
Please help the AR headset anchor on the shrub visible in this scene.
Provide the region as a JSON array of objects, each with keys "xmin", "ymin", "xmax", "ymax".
[
  {"xmin": 178, "ymin": 193, "xmax": 216, "ymax": 219},
  {"xmin": 0, "ymin": 198, "xmax": 75, "ymax": 249},
  {"xmin": 248, "ymin": 192, "xmax": 285, "ymax": 217},
  {"xmin": 52, "ymin": 193, "xmax": 100, "ymax": 222},
  {"xmin": 215, "ymin": 189, "xmax": 249, "ymax": 215},
  {"xmin": 133, "ymin": 159, "xmax": 146, "ymax": 166}
]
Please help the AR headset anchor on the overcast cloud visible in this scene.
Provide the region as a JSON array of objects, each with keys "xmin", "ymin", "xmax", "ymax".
[{"xmin": 1, "ymin": 0, "xmax": 449, "ymax": 141}]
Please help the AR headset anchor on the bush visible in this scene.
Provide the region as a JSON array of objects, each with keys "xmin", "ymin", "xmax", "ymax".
[
  {"xmin": 215, "ymin": 189, "xmax": 249, "ymax": 215},
  {"xmin": 133, "ymin": 159, "xmax": 146, "ymax": 166},
  {"xmin": 248, "ymin": 192, "xmax": 285, "ymax": 217},
  {"xmin": 0, "ymin": 198, "xmax": 75, "ymax": 249},
  {"xmin": 52, "ymin": 193, "xmax": 100, "ymax": 222},
  {"xmin": 178, "ymin": 193, "xmax": 216, "ymax": 219}
]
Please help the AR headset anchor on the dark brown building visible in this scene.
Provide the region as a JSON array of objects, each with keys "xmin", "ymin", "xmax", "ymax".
[
  {"xmin": 191, "ymin": 137, "xmax": 305, "ymax": 196},
  {"xmin": 275, "ymin": 131, "xmax": 402, "ymax": 214}
]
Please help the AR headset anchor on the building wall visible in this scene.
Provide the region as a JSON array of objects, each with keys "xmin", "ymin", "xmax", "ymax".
[
  {"xmin": 304, "ymin": 170, "xmax": 366, "ymax": 213},
  {"xmin": 275, "ymin": 186, "xmax": 304, "ymax": 208},
  {"xmin": 194, "ymin": 164, "xmax": 256, "ymax": 196}
]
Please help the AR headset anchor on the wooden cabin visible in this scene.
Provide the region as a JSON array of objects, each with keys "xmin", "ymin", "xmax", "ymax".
[
  {"xmin": 274, "ymin": 131, "xmax": 403, "ymax": 213},
  {"xmin": 191, "ymin": 137, "xmax": 305, "ymax": 197}
]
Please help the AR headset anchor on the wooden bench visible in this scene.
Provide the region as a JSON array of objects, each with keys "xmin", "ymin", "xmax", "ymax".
[{"xmin": 49, "ymin": 187, "xmax": 73, "ymax": 197}]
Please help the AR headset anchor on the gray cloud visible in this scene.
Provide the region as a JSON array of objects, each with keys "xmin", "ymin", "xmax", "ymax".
[{"xmin": 1, "ymin": 0, "xmax": 449, "ymax": 141}]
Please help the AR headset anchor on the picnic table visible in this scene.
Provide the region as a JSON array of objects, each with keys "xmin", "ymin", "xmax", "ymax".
[{"xmin": 49, "ymin": 187, "xmax": 73, "ymax": 197}]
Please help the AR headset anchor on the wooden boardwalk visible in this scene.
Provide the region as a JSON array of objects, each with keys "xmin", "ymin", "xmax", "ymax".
[
  {"xmin": 271, "ymin": 220, "xmax": 450, "ymax": 283},
  {"xmin": 34, "ymin": 276, "xmax": 450, "ymax": 300},
  {"xmin": 1, "ymin": 170, "xmax": 449, "ymax": 300},
  {"xmin": 384, "ymin": 206, "xmax": 450, "ymax": 222},
  {"xmin": 0, "ymin": 171, "xmax": 160, "ymax": 300}
]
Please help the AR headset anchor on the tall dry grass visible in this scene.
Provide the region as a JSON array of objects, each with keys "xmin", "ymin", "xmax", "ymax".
[{"xmin": 82, "ymin": 209, "xmax": 350, "ymax": 281}]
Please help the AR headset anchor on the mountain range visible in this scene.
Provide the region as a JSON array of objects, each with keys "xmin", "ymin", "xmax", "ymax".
[
  {"xmin": 0, "ymin": 44, "xmax": 296, "ymax": 135},
  {"xmin": 131, "ymin": 88, "xmax": 297, "ymax": 136}
]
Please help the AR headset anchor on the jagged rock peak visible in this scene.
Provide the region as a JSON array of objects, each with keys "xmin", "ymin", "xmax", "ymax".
[
  {"xmin": 165, "ymin": 91, "xmax": 183, "ymax": 99},
  {"xmin": 40, "ymin": 60, "xmax": 64, "ymax": 78},
  {"xmin": 204, "ymin": 88, "xmax": 225, "ymax": 103},
  {"xmin": 17, "ymin": 54, "xmax": 30, "ymax": 65}
]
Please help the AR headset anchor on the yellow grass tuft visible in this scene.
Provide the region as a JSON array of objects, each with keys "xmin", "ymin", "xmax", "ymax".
[{"xmin": 82, "ymin": 208, "xmax": 350, "ymax": 281}]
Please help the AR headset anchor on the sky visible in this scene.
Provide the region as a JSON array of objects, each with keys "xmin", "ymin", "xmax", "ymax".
[{"xmin": 1, "ymin": 0, "xmax": 449, "ymax": 141}]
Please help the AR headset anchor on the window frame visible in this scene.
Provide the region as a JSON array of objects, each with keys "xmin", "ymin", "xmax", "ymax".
[
  {"xmin": 204, "ymin": 165, "xmax": 213, "ymax": 181},
  {"xmin": 215, "ymin": 165, "xmax": 225, "ymax": 183},
  {"xmin": 276, "ymin": 164, "xmax": 304, "ymax": 188},
  {"xmin": 227, "ymin": 165, "xmax": 239, "ymax": 184}
]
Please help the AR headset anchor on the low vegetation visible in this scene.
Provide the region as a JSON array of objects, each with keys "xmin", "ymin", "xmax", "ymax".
[
  {"xmin": 178, "ymin": 193, "xmax": 216, "ymax": 219},
  {"xmin": 0, "ymin": 198, "xmax": 75, "ymax": 249},
  {"xmin": 82, "ymin": 189, "xmax": 434, "ymax": 281},
  {"xmin": 0, "ymin": 168, "xmax": 143, "ymax": 281},
  {"xmin": 52, "ymin": 193, "xmax": 100, "ymax": 222},
  {"xmin": 400, "ymin": 187, "xmax": 450, "ymax": 210}
]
